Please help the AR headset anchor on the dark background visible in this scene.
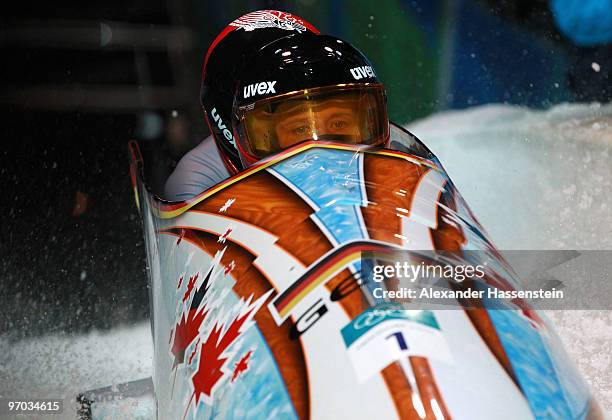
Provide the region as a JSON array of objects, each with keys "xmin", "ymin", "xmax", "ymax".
[{"xmin": 1, "ymin": 0, "xmax": 609, "ymax": 340}]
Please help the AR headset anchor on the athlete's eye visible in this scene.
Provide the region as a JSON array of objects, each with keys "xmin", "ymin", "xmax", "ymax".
[
  {"xmin": 292, "ymin": 125, "xmax": 309, "ymax": 135},
  {"xmin": 330, "ymin": 120, "xmax": 347, "ymax": 130}
]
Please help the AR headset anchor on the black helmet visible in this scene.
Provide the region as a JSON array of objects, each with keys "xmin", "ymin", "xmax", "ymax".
[
  {"xmin": 200, "ymin": 10, "xmax": 319, "ymax": 174},
  {"xmin": 231, "ymin": 33, "xmax": 389, "ymax": 168}
]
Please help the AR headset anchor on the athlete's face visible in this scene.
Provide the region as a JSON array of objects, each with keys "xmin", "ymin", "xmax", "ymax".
[{"xmin": 273, "ymin": 99, "xmax": 360, "ymax": 149}]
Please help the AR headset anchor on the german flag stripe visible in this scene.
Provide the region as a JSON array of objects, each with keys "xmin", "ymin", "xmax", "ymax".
[{"xmin": 272, "ymin": 240, "xmax": 401, "ymax": 319}]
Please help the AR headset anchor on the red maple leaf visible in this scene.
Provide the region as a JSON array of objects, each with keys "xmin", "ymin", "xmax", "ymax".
[
  {"xmin": 171, "ymin": 306, "xmax": 208, "ymax": 369},
  {"xmin": 188, "ymin": 338, "xmax": 201, "ymax": 365},
  {"xmin": 231, "ymin": 350, "xmax": 253, "ymax": 382},
  {"xmin": 191, "ymin": 307, "xmax": 255, "ymax": 405},
  {"xmin": 217, "ymin": 228, "xmax": 233, "ymax": 243},
  {"xmin": 182, "ymin": 273, "xmax": 199, "ymax": 303},
  {"xmin": 224, "ymin": 261, "xmax": 235, "ymax": 276}
]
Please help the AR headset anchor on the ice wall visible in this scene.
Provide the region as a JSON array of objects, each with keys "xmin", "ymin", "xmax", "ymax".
[{"xmin": 408, "ymin": 103, "xmax": 612, "ymax": 250}]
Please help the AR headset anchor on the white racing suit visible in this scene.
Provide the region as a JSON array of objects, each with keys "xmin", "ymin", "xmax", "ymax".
[{"xmin": 164, "ymin": 136, "xmax": 231, "ymax": 201}]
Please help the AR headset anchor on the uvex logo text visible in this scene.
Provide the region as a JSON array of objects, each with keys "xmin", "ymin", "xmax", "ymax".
[
  {"xmin": 350, "ymin": 66, "xmax": 375, "ymax": 80},
  {"xmin": 243, "ymin": 81, "xmax": 277, "ymax": 98},
  {"xmin": 211, "ymin": 107, "xmax": 236, "ymax": 147}
]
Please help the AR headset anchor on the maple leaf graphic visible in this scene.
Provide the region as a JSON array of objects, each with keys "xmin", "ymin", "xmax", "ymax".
[
  {"xmin": 171, "ymin": 306, "xmax": 209, "ymax": 369},
  {"xmin": 190, "ymin": 290, "xmax": 272, "ymax": 407},
  {"xmin": 219, "ymin": 198, "xmax": 236, "ymax": 213},
  {"xmin": 171, "ymin": 269, "xmax": 213, "ymax": 369},
  {"xmin": 224, "ymin": 261, "xmax": 235, "ymax": 276},
  {"xmin": 217, "ymin": 227, "xmax": 233, "ymax": 243},
  {"xmin": 231, "ymin": 350, "xmax": 253, "ymax": 382},
  {"xmin": 191, "ymin": 309, "xmax": 252, "ymax": 404},
  {"xmin": 188, "ymin": 338, "xmax": 201, "ymax": 365},
  {"xmin": 182, "ymin": 273, "xmax": 199, "ymax": 303}
]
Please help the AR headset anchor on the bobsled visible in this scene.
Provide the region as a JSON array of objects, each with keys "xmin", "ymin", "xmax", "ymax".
[{"xmin": 127, "ymin": 124, "xmax": 603, "ymax": 420}]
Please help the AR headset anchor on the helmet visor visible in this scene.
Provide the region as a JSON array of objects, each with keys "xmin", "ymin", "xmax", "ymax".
[{"xmin": 235, "ymin": 84, "xmax": 388, "ymax": 159}]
